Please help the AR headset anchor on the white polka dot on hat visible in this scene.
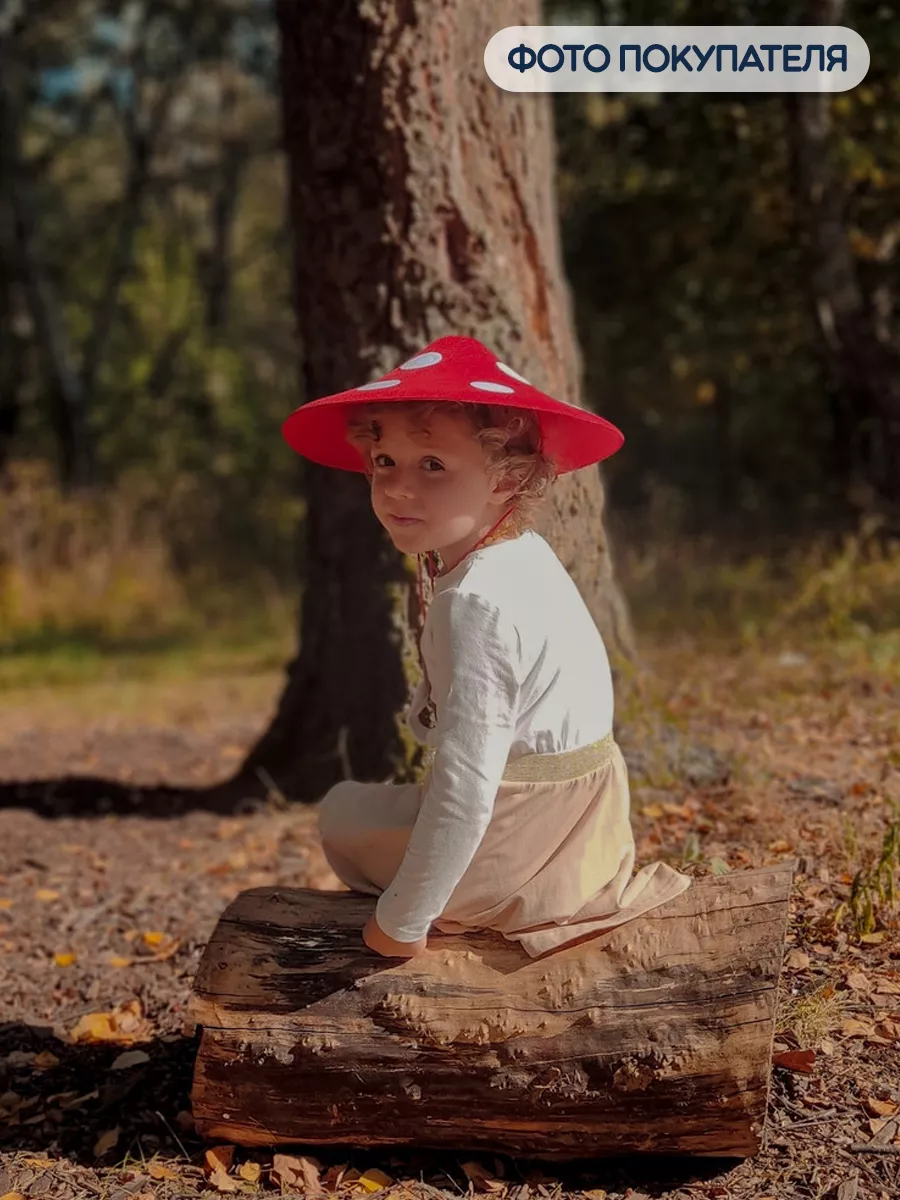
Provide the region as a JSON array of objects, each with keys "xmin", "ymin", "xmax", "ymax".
[
  {"xmin": 496, "ymin": 361, "xmax": 531, "ymax": 385},
  {"xmin": 401, "ymin": 351, "xmax": 443, "ymax": 370},
  {"xmin": 357, "ymin": 379, "xmax": 401, "ymax": 390},
  {"xmin": 470, "ymin": 380, "xmax": 515, "ymax": 394}
]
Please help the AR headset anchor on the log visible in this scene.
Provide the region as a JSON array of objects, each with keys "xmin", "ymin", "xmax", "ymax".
[{"xmin": 189, "ymin": 862, "xmax": 795, "ymax": 1160}]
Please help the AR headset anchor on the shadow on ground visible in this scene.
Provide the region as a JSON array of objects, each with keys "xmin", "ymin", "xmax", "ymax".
[
  {"xmin": 0, "ymin": 1021, "xmax": 202, "ymax": 1163},
  {"xmin": 0, "ymin": 774, "xmax": 275, "ymax": 818}
]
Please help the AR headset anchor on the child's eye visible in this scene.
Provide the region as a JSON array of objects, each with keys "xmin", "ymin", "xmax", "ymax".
[
  {"xmin": 422, "ymin": 458, "xmax": 444, "ymax": 472},
  {"xmin": 373, "ymin": 454, "xmax": 394, "ymax": 469}
]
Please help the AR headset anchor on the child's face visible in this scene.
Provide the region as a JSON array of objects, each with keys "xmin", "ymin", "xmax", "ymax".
[{"xmin": 366, "ymin": 408, "xmax": 516, "ymax": 563}]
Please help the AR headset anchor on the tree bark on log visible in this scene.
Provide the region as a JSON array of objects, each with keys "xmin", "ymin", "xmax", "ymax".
[
  {"xmin": 231, "ymin": 0, "xmax": 633, "ymax": 803},
  {"xmin": 189, "ymin": 862, "xmax": 794, "ymax": 1160}
]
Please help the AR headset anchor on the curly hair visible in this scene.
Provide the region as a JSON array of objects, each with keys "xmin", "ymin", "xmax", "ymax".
[{"xmin": 345, "ymin": 400, "xmax": 557, "ymax": 525}]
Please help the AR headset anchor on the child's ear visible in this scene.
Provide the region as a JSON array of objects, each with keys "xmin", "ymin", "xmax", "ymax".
[{"xmin": 490, "ymin": 470, "xmax": 519, "ymax": 504}]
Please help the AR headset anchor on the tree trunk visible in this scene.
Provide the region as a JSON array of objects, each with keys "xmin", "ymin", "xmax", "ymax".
[
  {"xmin": 0, "ymin": 31, "xmax": 94, "ymax": 488},
  {"xmin": 235, "ymin": 0, "xmax": 633, "ymax": 803},
  {"xmin": 189, "ymin": 863, "xmax": 794, "ymax": 1159},
  {"xmin": 786, "ymin": 0, "xmax": 900, "ymax": 513}
]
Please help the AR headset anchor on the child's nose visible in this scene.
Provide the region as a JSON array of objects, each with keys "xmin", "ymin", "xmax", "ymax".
[{"xmin": 383, "ymin": 472, "xmax": 416, "ymax": 500}]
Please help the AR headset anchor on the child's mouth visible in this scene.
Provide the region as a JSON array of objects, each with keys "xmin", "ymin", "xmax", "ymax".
[{"xmin": 388, "ymin": 514, "xmax": 423, "ymax": 526}]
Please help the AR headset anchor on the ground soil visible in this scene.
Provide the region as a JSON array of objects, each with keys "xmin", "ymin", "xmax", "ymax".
[{"xmin": 0, "ymin": 638, "xmax": 898, "ymax": 1200}]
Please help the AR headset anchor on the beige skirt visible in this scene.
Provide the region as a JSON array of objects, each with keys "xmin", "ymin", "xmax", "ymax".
[{"xmin": 318, "ymin": 734, "xmax": 692, "ymax": 957}]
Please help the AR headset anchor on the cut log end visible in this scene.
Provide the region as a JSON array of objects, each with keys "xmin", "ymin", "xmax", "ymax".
[{"xmin": 190, "ymin": 861, "xmax": 796, "ymax": 1160}]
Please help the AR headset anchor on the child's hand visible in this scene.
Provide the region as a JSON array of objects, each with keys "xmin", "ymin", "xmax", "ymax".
[{"xmin": 363, "ymin": 913, "xmax": 428, "ymax": 958}]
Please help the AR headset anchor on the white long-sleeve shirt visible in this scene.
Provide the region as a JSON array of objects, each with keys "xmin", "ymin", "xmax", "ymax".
[{"xmin": 374, "ymin": 530, "xmax": 616, "ymax": 943}]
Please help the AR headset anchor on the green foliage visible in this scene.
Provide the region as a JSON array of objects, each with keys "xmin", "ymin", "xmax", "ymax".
[
  {"xmin": 3, "ymin": 0, "xmax": 300, "ymax": 578},
  {"xmin": 549, "ymin": 0, "xmax": 900, "ymax": 528}
]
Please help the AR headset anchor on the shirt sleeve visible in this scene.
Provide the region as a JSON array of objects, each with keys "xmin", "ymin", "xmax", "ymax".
[{"xmin": 375, "ymin": 589, "xmax": 520, "ymax": 943}]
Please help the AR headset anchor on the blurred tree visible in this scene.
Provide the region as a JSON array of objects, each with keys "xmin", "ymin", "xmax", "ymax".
[
  {"xmin": 0, "ymin": 0, "xmax": 303, "ymax": 590},
  {"xmin": 788, "ymin": 0, "xmax": 900, "ymax": 513},
  {"xmin": 551, "ymin": 0, "xmax": 900, "ymax": 531},
  {"xmin": 0, "ymin": 1, "xmax": 294, "ymax": 499},
  {"xmin": 233, "ymin": 0, "xmax": 633, "ymax": 802}
]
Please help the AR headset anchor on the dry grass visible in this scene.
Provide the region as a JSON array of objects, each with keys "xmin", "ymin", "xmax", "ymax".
[{"xmin": 0, "ymin": 462, "xmax": 298, "ymax": 686}]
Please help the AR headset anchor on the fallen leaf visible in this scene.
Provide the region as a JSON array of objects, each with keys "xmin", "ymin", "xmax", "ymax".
[
  {"xmin": 0, "ymin": 899, "xmax": 13, "ymax": 909},
  {"xmin": 357, "ymin": 1168, "xmax": 394, "ymax": 1193},
  {"xmin": 35, "ymin": 889, "xmax": 60, "ymax": 902},
  {"xmin": 865, "ymin": 1033, "xmax": 894, "ymax": 1047},
  {"xmin": 20, "ymin": 1157, "xmax": 54, "ymax": 1168},
  {"xmin": 867, "ymin": 1116, "xmax": 897, "ymax": 1137},
  {"xmin": 773, "ymin": 1049, "xmax": 816, "ymax": 1073},
  {"xmin": 842, "ymin": 1017, "xmax": 875, "ymax": 1038},
  {"xmin": 785, "ymin": 949, "xmax": 811, "ymax": 970},
  {"xmin": 70, "ymin": 998, "xmax": 146, "ymax": 1044},
  {"xmin": 582, "ymin": 1192, "xmax": 608, "ymax": 1200},
  {"xmin": 71, "ymin": 1012, "xmax": 117, "ymax": 1042},
  {"xmin": 0, "ymin": 1193, "xmax": 28, "ymax": 1200},
  {"xmin": 323, "ymin": 1164, "xmax": 352, "ymax": 1190},
  {"xmin": 864, "ymin": 1097, "xmax": 899, "ymax": 1117},
  {"xmin": 148, "ymin": 1163, "xmax": 178, "ymax": 1181},
  {"xmin": 272, "ymin": 1154, "xmax": 301, "ymax": 1189},
  {"xmin": 872, "ymin": 1116, "xmax": 900, "ymax": 1145},
  {"xmin": 272, "ymin": 1153, "xmax": 323, "ymax": 1194},
  {"xmin": 768, "ymin": 839, "xmax": 793, "ymax": 853},
  {"xmin": 114, "ymin": 998, "xmax": 143, "ymax": 1032},
  {"xmin": 111, "ymin": 937, "xmax": 180, "ymax": 967},
  {"xmin": 210, "ymin": 1170, "xmax": 238, "ymax": 1193},
  {"xmin": 204, "ymin": 1145, "xmax": 236, "ymax": 1176},
  {"xmin": 33, "ymin": 1051, "xmax": 60, "ymax": 1070},
  {"xmin": 94, "ymin": 1126, "xmax": 120, "ymax": 1157},
  {"xmin": 142, "ymin": 931, "xmax": 167, "ymax": 948},
  {"xmin": 111, "ymin": 1049, "xmax": 151, "ymax": 1070},
  {"xmin": 53, "ymin": 952, "xmax": 77, "ymax": 968},
  {"xmin": 239, "ymin": 1161, "xmax": 261, "ymax": 1183},
  {"xmin": 846, "ymin": 970, "xmax": 872, "ymax": 992},
  {"xmin": 461, "ymin": 1162, "xmax": 506, "ymax": 1193},
  {"xmin": 860, "ymin": 931, "xmax": 889, "ymax": 945},
  {"xmin": 299, "ymin": 1155, "xmax": 326, "ymax": 1195}
]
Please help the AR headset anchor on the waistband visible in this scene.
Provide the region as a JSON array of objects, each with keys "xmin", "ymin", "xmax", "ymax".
[{"xmin": 501, "ymin": 731, "xmax": 617, "ymax": 783}]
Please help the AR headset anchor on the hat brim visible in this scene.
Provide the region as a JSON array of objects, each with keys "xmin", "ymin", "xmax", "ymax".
[{"xmin": 282, "ymin": 391, "xmax": 624, "ymax": 475}]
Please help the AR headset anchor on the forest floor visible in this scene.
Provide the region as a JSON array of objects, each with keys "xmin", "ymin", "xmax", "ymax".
[{"xmin": 0, "ymin": 630, "xmax": 898, "ymax": 1200}]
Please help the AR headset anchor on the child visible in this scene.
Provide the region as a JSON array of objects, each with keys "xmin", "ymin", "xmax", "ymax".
[{"xmin": 282, "ymin": 334, "xmax": 692, "ymax": 959}]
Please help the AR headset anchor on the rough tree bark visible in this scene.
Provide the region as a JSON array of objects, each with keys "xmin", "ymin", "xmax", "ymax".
[
  {"xmin": 234, "ymin": 0, "xmax": 634, "ymax": 803},
  {"xmin": 787, "ymin": 0, "xmax": 900, "ymax": 512}
]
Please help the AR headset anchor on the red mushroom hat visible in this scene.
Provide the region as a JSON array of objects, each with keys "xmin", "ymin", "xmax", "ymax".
[{"xmin": 281, "ymin": 334, "xmax": 623, "ymax": 473}]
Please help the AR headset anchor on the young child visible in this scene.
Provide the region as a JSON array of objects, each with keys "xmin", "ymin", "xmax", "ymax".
[{"xmin": 281, "ymin": 334, "xmax": 692, "ymax": 959}]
